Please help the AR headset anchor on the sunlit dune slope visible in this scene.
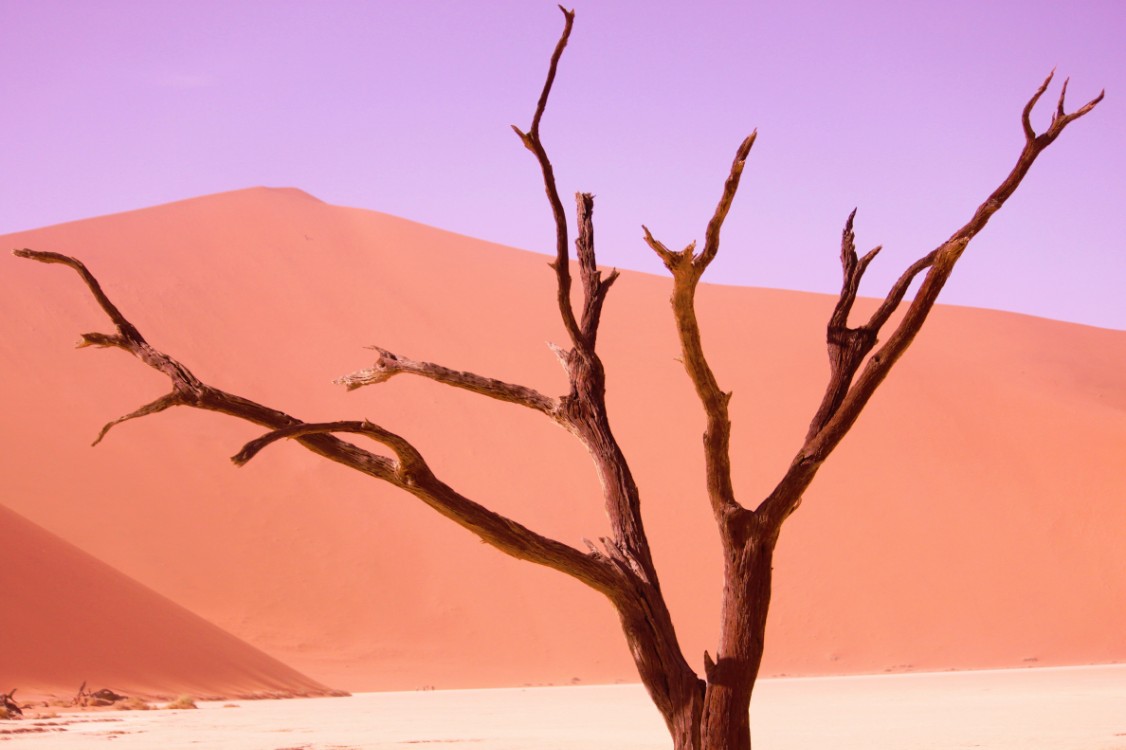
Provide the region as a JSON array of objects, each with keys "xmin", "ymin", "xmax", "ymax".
[{"xmin": 3, "ymin": 187, "xmax": 1123, "ymax": 692}]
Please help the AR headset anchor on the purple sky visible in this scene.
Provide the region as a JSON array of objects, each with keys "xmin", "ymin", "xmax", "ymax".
[{"xmin": 3, "ymin": 1, "xmax": 1123, "ymax": 329}]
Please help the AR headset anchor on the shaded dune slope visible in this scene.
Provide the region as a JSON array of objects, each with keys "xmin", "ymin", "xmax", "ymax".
[
  {"xmin": 0, "ymin": 503, "xmax": 337, "ymax": 700},
  {"xmin": 3, "ymin": 187, "xmax": 1123, "ymax": 691}
]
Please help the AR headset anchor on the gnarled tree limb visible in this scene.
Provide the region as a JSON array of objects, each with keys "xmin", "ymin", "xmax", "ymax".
[
  {"xmin": 640, "ymin": 133, "xmax": 766, "ymax": 747},
  {"xmin": 511, "ymin": 5, "xmax": 582, "ymax": 350},
  {"xmin": 13, "ymin": 248, "xmax": 616, "ymax": 594},
  {"xmin": 700, "ymin": 132, "xmax": 757, "ymax": 272},
  {"xmin": 504, "ymin": 11, "xmax": 702, "ymax": 729},
  {"xmin": 14, "ymin": 250, "xmax": 205, "ymax": 392},
  {"xmin": 93, "ymin": 391, "xmax": 183, "ymax": 446},
  {"xmin": 804, "ymin": 210, "xmax": 882, "ymax": 440},
  {"xmin": 233, "ymin": 420, "xmax": 413, "ymax": 472},
  {"xmin": 232, "ymin": 419, "xmax": 615, "ymax": 589},
  {"xmin": 642, "ymin": 132, "xmax": 758, "ymax": 524},
  {"xmin": 756, "ymin": 72, "xmax": 1103, "ymax": 529},
  {"xmin": 504, "ymin": 11, "xmax": 658, "ymax": 583},
  {"xmin": 335, "ymin": 346, "xmax": 560, "ymax": 417},
  {"xmin": 575, "ymin": 192, "xmax": 621, "ymax": 349}
]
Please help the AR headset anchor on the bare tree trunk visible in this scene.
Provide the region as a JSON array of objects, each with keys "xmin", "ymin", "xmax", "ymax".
[
  {"xmin": 701, "ymin": 521, "xmax": 777, "ymax": 750},
  {"xmin": 623, "ymin": 525, "xmax": 774, "ymax": 750},
  {"xmin": 613, "ymin": 594, "xmax": 705, "ymax": 749},
  {"xmin": 614, "ymin": 515, "xmax": 776, "ymax": 750}
]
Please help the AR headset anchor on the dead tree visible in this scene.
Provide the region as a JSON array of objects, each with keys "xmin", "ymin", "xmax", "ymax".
[
  {"xmin": 72, "ymin": 680, "xmax": 87, "ymax": 707},
  {"xmin": 1, "ymin": 689, "xmax": 22, "ymax": 718},
  {"xmin": 73, "ymin": 681, "xmax": 125, "ymax": 708},
  {"xmin": 15, "ymin": 9, "xmax": 1101, "ymax": 750}
]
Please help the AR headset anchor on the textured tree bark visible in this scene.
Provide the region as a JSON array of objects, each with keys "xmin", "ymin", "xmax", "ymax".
[
  {"xmin": 700, "ymin": 520, "xmax": 777, "ymax": 750},
  {"xmin": 619, "ymin": 514, "xmax": 777, "ymax": 750},
  {"xmin": 609, "ymin": 578, "xmax": 705, "ymax": 747}
]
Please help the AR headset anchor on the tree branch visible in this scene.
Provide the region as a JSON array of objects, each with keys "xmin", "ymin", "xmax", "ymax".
[
  {"xmin": 864, "ymin": 249, "xmax": 938, "ymax": 334},
  {"xmin": 232, "ymin": 420, "xmax": 409, "ymax": 473},
  {"xmin": 233, "ymin": 419, "xmax": 617, "ymax": 591},
  {"xmin": 804, "ymin": 211, "xmax": 883, "ymax": 440},
  {"xmin": 644, "ymin": 134, "xmax": 758, "ymax": 522},
  {"xmin": 757, "ymin": 73, "xmax": 1103, "ymax": 528},
  {"xmin": 504, "ymin": 13, "xmax": 701, "ymax": 714},
  {"xmin": 336, "ymin": 346, "xmax": 560, "ymax": 417},
  {"xmin": 531, "ymin": 6, "xmax": 574, "ymax": 141},
  {"xmin": 828, "ymin": 210, "xmax": 882, "ymax": 333},
  {"xmin": 511, "ymin": 6, "xmax": 583, "ymax": 349},
  {"xmin": 15, "ymin": 248, "xmax": 617, "ymax": 594},
  {"xmin": 640, "ymin": 226, "xmax": 680, "ymax": 266},
  {"xmin": 699, "ymin": 131, "xmax": 757, "ymax": 271},
  {"xmin": 92, "ymin": 392, "xmax": 183, "ymax": 446},
  {"xmin": 575, "ymin": 192, "xmax": 620, "ymax": 348},
  {"xmin": 14, "ymin": 249, "xmax": 205, "ymax": 391},
  {"xmin": 507, "ymin": 12, "xmax": 654, "ymax": 589},
  {"xmin": 13, "ymin": 249, "xmax": 143, "ymax": 343}
]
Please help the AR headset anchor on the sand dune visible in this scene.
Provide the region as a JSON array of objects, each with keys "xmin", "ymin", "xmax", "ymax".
[
  {"xmin": 0, "ymin": 503, "xmax": 336, "ymax": 701},
  {"xmin": 2, "ymin": 187, "xmax": 1123, "ymax": 695}
]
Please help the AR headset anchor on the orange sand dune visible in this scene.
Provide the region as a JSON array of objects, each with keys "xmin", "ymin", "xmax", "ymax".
[
  {"xmin": 0, "ymin": 503, "xmax": 336, "ymax": 700},
  {"xmin": 2, "ymin": 187, "xmax": 1123, "ymax": 694}
]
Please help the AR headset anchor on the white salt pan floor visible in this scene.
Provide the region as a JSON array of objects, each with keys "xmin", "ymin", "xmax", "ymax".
[{"xmin": 4, "ymin": 665, "xmax": 1123, "ymax": 749}]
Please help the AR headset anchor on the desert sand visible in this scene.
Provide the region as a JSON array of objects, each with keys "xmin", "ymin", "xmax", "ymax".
[
  {"xmin": 4, "ymin": 667, "xmax": 1124, "ymax": 749},
  {"xmin": 1, "ymin": 503, "xmax": 334, "ymax": 701},
  {"xmin": 2, "ymin": 187, "xmax": 1123, "ymax": 702}
]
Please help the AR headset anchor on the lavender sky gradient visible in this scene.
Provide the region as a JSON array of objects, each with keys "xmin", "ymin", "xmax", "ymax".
[{"xmin": 3, "ymin": 1, "xmax": 1123, "ymax": 329}]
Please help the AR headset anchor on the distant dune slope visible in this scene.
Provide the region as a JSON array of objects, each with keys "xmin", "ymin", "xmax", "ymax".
[
  {"xmin": 0, "ymin": 503, "xmax": 336, "ymax": 699},
  {"xmin": 3, "ymin": 187, "xmax": 1123, "ymax": 692}
]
